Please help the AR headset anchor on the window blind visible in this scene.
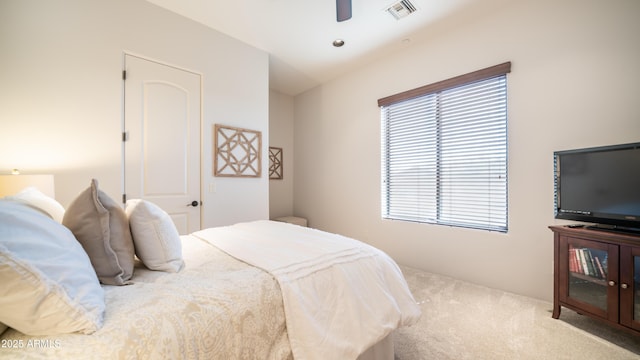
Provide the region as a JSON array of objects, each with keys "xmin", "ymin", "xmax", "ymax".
[{"xmin": 380, "ymin": 64, "xmax": 509, "ymax": 232}]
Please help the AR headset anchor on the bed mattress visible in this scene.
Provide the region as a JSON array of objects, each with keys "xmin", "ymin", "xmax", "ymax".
[{"xmin": 1, "ymin": 220, "xmax": 419, "ymax": 360}]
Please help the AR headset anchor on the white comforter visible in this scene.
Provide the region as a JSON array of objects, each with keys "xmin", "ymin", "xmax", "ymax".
[
  {"xmin": 0, "ymin": 233, "xmax": 291, "ymax": 360},
  {"xmin": 193, "ymin": 220, "xmax": 421, "ymax": 360}
]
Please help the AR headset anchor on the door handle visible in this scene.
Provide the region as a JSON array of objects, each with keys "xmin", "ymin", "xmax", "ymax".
[{"xmin": 187, "ymin": 201, "xmax": 200, "ymax": 207}]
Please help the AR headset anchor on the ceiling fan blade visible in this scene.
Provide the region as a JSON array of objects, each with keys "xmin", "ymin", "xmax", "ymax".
[{"xmin": 336, "ymin": 0, "xmax": 352, "ymax": 22}]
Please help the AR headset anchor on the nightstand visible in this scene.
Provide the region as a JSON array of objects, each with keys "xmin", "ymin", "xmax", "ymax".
[{"xmin": 274, "ymin": 216, "xmax": 308, "ymax": 227}]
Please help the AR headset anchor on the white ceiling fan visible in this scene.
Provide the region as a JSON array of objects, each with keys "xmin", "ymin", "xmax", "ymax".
[{"xmin": 336, "ymin": 0, "xmax": 352, "ymax": 22}]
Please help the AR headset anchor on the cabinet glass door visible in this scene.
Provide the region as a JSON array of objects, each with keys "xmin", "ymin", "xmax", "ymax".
[
  {"xmin": 568, "ymin": 243, "xmax": 609, "ymax": 311},
  {"xmin": 635, "ymin": 255, "xmax": 640, "ymax": 323},
  {"xmin": 620, "ymin": 245, "xmax": 639, "ymax": 330}
]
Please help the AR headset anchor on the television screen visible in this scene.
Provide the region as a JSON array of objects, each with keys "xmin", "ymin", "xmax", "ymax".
[{"xmin": 554, "ymin": 142, "xmax": 640, "ymax": 230}]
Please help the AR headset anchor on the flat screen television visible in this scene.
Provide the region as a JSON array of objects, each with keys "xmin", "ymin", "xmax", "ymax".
[{"xmin": 554, "ymin": 142, "xmax": 640, "ymax": 233}]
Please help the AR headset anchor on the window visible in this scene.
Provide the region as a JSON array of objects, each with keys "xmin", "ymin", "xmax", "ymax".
[{"xmin": 378, "ymin": 62, "xmax": 511, "ymax": 232}]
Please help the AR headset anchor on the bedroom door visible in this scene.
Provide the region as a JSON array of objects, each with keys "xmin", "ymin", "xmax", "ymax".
[{"xmin": 123, "ymin": 54, "xmax": 202, "ymax": 234}]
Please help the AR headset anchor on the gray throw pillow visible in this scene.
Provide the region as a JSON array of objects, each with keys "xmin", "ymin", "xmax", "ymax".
[{"xmin": 63, "ymin": 179, "xmax": 134, "ymax": 285}]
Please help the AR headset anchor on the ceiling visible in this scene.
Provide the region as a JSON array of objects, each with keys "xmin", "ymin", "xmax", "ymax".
[{"xmin": 146, "ymin": 0, "xmax": 506, "ymax": 96}]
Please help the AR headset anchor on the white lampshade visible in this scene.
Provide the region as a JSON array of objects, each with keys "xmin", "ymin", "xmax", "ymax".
[{"xmin": 0, "ymin": 175, "xmax": 55, "ymax": 198}]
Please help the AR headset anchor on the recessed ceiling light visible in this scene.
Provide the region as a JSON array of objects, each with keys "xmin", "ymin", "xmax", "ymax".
[{"xmin": 333, "ymin": 39, "xmax": 345, "ymax": 47}]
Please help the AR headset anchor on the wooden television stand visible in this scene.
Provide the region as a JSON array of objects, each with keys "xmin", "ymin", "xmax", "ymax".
[{"xmin": 550, "ymin": 225, "xmax": 640, "ymax": 335}]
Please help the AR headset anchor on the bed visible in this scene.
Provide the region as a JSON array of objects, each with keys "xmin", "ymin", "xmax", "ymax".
[{"xmin": 0, "ymin": 181, "xmax": 420, "ymax": 359}]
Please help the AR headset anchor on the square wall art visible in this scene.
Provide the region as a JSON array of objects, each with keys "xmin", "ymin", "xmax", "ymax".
[{"xmin": 214, "ymin": 124, "xmax": 262, "ymax": 178}]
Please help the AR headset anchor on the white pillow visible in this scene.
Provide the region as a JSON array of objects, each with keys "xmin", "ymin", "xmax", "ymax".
[
  {"xmin": 0, "ymin": 200, "xmax": 105, "ymax": 335},
  {"xmin": 126, "ymin": 199, "xmax": 184, "ymax": 272},
  {"xmin": 5, "ymin": 186, "xmax": 65, "ymax": 223}
]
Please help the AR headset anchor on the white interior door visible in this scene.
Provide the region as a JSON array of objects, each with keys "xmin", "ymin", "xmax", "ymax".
[{"xmin": 123, "ymin": 54, "xmax": 201, "ymax": 234}]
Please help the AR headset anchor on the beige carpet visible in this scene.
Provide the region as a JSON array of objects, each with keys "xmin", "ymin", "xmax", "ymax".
[{"xmin": 394, "ymin": 265, "xmax": 640, "ymax": 360}]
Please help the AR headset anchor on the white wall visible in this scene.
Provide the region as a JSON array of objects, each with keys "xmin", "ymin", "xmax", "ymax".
[
  {"xmin": 293, "ymin": 0, "xmax": 640, "ymax": 301},
  {"xmin": 0, "ymin": 0, "xmax": 269, "ymax": 228},
  {"xmin": 268, "ymin": 90, "xmax": 295, "ymax": 218}
]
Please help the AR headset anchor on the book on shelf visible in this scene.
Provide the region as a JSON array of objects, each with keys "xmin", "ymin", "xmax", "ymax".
[
  {"xmin": 594, "ymin": 256, "xmax": 606, "ymax": 279},
  {"xmin": 569, "ymin": 246, "xmax": 607, "ymax": 280}
]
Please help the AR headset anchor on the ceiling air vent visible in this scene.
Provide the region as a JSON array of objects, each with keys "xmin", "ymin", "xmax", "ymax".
[{"xmin": 386, "ymin": 0, "xmax": 417, "ymax": 20}]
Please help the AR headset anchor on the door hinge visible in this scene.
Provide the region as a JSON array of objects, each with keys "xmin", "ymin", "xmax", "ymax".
[
  {"xmin": 122, "ymin": 70, "xmax": 127, "ymax": 80},
  {"xmin": 122, "ymin": 132, "xmax": 128, "ymax": 142},
  {"xmin": 122, "ymin": 194, "xmax": 126, "ymax": 204}
]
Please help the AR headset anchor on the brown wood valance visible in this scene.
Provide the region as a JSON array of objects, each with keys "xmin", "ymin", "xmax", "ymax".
[{"xmin": 377, "ymin": 62, "xmax": 511, "ymax": 107}]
